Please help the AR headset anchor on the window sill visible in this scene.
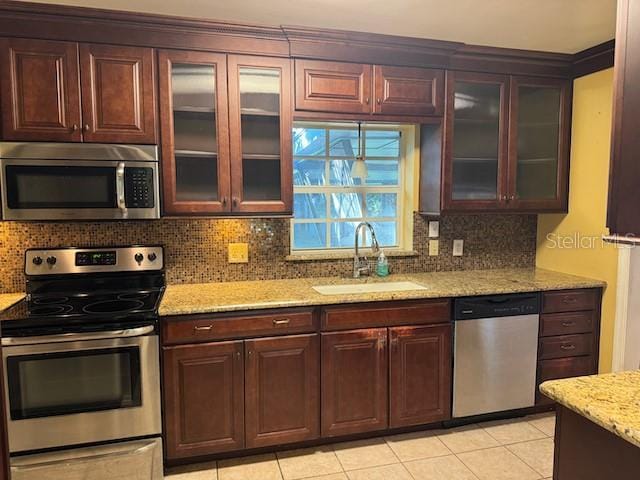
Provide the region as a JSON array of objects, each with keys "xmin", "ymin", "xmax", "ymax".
[{"xmin": 285, "ymin": 250, "xmax": 419, "ymax": 262}]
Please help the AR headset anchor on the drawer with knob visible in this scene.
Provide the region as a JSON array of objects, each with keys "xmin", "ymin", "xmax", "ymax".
[
  {"xmin": 542, "ymin": 289, "xmax": 599, "ymax": 313},
  {"xmin": 539, "ymin": 333, "xmax": 594, "ymax": 360},
  {"xmin": 162, "ymin": 308, "xmax": 318, "ymax": 345}
]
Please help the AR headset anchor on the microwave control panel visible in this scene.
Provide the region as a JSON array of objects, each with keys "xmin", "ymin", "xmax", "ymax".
[{"xmin": 125, "ymin": 167, "xmax": 155, "ymax": 208}]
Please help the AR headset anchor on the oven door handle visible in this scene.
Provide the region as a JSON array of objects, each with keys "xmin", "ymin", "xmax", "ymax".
[
  {"xmin": 116, "ymin": 161, "xmax": 129, "ymax": 219},
  {"xmin": 1, "ymin": 325, "xmax": 155, "ymax": 346}
]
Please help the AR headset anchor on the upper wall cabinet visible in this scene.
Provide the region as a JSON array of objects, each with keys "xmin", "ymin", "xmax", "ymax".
[
  {"xmin": 607, "ymin": 0, "xmax": 640, "ymax": 236},
  {"xmin": 294, "ymin": 59, "xmax": 444, "ymax": 117},
  {"xmin": 159, "ymin": 51, "xmax": 292, "ymax": 216},
  {"xmin": 0, "ymin": 38, "xmax": 157, "ymax": 144},
  {"xmin": 421, "ymin": 70, "xmax": 570, "ymax": 214}
]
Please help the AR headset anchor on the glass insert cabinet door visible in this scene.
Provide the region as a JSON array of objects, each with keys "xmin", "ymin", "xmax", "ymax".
[
  {"xmin": 509, "ymin": 76, "xmax": 570, "ymax": 210},
  {"xmin": 228, "ymin": 55, "xmax": 292, "ymax": 213},
  {"xmin": 444, "ymin": 71, "xmax": 509, "ymax": 209},
  {"xmin": 159, "ymin": 50, "xmax": 231, "ymax": 214}
]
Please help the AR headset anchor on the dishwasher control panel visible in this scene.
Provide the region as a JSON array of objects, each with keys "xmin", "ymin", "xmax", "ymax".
[{"xmin": 454, "ymin": 293, "xmax": 540, "ymax": 320}]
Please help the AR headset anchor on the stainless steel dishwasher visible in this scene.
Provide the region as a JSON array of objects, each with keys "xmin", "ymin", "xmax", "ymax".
[{"xmin": 453, "ymin": 293, "xmax": 540, "ymax": 418}]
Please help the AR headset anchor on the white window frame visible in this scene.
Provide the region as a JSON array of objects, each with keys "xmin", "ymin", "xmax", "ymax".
[{"xmin": 291, "ymin": 122, "xmax": 415, "ymax": 254}]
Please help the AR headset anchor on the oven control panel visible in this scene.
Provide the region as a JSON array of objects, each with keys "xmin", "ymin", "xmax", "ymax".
[{"xmin": 26, "ymin": 246, "xmax": 164, "ymax": 276}]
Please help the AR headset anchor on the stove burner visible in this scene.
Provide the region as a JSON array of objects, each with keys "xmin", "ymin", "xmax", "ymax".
[
  {"xmin": 32, "ymin": 296, "xmax": 69, "ymax": 305},
  {"xmin": 82, "ymin": 299, "xmax": 145, "ymax": 314},
  {"xmin": 29, "ymin": 305, "xmax": 73, "ymax": 316},
  {"xmin": 118, "ymin": 292, "xmax": 150, "ymax": 301}
]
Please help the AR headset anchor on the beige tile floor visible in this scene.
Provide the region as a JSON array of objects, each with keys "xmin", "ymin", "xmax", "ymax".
[{"xmin": 167, "ymin": 412, "xmax": 556, "ymax": 480}]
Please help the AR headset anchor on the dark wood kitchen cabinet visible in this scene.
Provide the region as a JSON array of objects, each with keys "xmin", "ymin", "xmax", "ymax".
[
  {"xmin": 228, "ymin": 55, "xmax": 292, "ymax": 214},
  {"xmin": 294, "ymin": 59, "xmax": 444, "ymax": 117},
  {"xmin": 0, "ymin": 38, "xmax": 82, "ymax": 142},
  {"xmin": 389, "ymin": 325, "xmax": 452, "ymax": 428},
  {"xmin": 245, "ymin": 334, "xmax": 319, "ymax": 448},
  {"xmin": 607, "ymin": 0, "xmax": 640, "ymax": 236},
  {"xmin": 163, "ymin": 341, "xmax": 244, "ymax": 459},
  {"xmin": 158, "ymin": 50, "xmax": 231, "ymax": 215},
  {"xmin": 423, "ymin": 70, "xmax": 570, "ymax": 214},
  {"xmin": 0, "ymin": 37, "xmax": 157, "ymax": 144},
  {"xmin": 321, "ymin": 329, "xmax": 388, "ymax": 437},
  {"xmin": 159, "ymin": 52, "xmax": 292, "ymax": 215},
  {"xmin": 535, "ymin": 288, "xmax": 602, "ymax": 405}
]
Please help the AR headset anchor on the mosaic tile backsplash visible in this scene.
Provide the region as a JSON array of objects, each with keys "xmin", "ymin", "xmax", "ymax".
[{"xmin": 0, "ymin": 214, "xmax": 536, "ymax": 293}]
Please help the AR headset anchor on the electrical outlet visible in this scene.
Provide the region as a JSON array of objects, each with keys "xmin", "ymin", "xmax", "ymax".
[
  {"xmin": 428, "ymin": 239, "xmax": 439, "ymax": 256},
  {"xmin": 228, "ymin": 243, "xmax": 249, "ymax": 263},
  {"xmin": 428, "ymin": 221, "xmax": 439, "ymax": 238},
  {"xmin": 453, "ymin": 239, "xmax": 464, "ymax": 257}
]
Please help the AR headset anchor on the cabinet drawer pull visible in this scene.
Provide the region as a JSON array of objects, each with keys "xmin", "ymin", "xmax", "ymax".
[
  {"xmin": 272, "ymin": 318, "xmax": 290, "ymax": 326},
  {"xmin": 561, "ymin": 321, "xmax": 576, "ymax": 327},
  {"xmin": 562, "ymin": 297, "xmax": 577, "ymax": 304},
  {"xmin": 194, "ymin": 325, "xmax": 213, "ymax": 332},
  {"xmin": 560, "ymin": 344, "xmax": 576, "ymax": 351}
]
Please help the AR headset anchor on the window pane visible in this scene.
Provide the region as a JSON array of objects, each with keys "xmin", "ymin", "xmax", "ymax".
[
  {"xmin": 366, "ymin": 130, "xmax": 400, "ymax": 157},
  {"xmin": 330, "ymin": 221, "xmax": 358, "ymax": 248},
  {"xmin": 330, "ymin": 160, "xmax": 399, "ymax": 186},
  {"xmin": 366, "ymin": 193, "xmax": 397, "ymax": 218},
  {"xmin": 294, "ymin": 159, "xmax": 325, "ymax": 186},
  {"xmin": 293, "ymin": 223, "xmax": 326, "ymax": 249},
  {"xmin": 365, "ymin": 160, "xmax": 399, "ymax": 186},
  {"xmin": 329, "ymin": 129, "xmax": 358, "ymax": 156},
  {"xmin": 293, "ymin": 128, "xmax": 326, "ymax": 156},
  {"xmin": 370, "ymin": 221, "xmax": 398, "ymax": 247},
  {"xmin": 331, "ymin": 193, "xmax": 363, "ymax": 219},
  {"xmin": 294, "ymin": 193, "xmax": 326, "ymax": 219}
]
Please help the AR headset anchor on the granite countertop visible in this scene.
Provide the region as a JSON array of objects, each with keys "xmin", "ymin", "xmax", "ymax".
[
  {"xmin": 159, "ymin": 267, "xmax": 605, "ymax": 316},
  {"xmin": 0, "ymin": 293, "xmax": 24, "ymax": 313},
  {"xmin": 540, "ymin": 371, "xmax": 640, "ymax": 448}
]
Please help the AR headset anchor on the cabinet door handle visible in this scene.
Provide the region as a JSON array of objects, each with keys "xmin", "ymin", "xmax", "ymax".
[
  {"xmin": 71, "ymin": 124, "xmax": 79, "ymax": 132},
  {"xmin": 83, "ymin": 124, "xmax": 91, "ymax": 132},
  {"xmin": 378, "ymin": 337, "xmax": 386, "ymax": 350},
  {"xmin": 221, "ymin": 196, "xmax": 227, "ymax": 206},
  {"xmin": 561, "ymin": 321, "xmax": 576, "ymax": 327},
  {"xmin": 509, "ymin": 195, "xmax": 515, "ymax": 201},
  {"xmin": 376, "ymin": 98, "xmax": 381, "ymax": 105},
  {"xmin": 272, "ymin": 318, "xmax": 291, "ymax": 326},
  {"xmin": 236, "ymin": 351, "xmax": 241, "ymax": 359},
  {"xmin": 560, "ymin": 344, "xmax": 576, "ymax": 351},
  {"xmin": 194, "ymin": 325, "xmax": 213, "ymax": 332},
  {"xmin": 232, "ymin": 197, "xmax": 238, "ymax": 208},
  {"xmin": 365, "ymin": 97, "xmax": 370, "ymax": 104}
]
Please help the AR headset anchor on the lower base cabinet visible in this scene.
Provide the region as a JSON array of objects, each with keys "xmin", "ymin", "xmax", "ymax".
[
  {"xmin": 163, "ymin": 341, "xmax": 245, "ymax": 459},
  {"xmin": 321, "ymin": 329, "xmax": 389, "ymax": 437},
  {"xmin": 163, "ymin": 334, "xmax": 320, "ymax": 459},
  {"xmin": 245, "ymin": 334, "xmax": 320, "ymax": 448},
  {"xmin": 389, "ymin": 325, "xmax": 452, "ymax": 428}
]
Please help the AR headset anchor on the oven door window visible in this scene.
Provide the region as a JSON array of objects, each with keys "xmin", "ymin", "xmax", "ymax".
[
  {"xmin": 5, "ymin": 165, "xmax": 117, "ymax": 209},
  {"xmin": 6, "ymin": 347, "xmax": 141, "ymax": 420}
]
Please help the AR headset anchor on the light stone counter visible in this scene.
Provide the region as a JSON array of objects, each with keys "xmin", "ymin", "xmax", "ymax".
[
  {"xmin": 541, "ymin": 371, "xmax": 640, "ymax": 448},
  {"xmin": 0, "ymin": 293, "xmax": 23, "ymax": 313},
  {"xmin": 159, "ymin": 267, "xmax": 605, "ymax": 316}
]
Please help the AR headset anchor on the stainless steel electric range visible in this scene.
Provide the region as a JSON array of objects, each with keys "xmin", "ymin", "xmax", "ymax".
[{"xmin": 0, "ymin": 246, "xmax": 165, "ymax": 480}]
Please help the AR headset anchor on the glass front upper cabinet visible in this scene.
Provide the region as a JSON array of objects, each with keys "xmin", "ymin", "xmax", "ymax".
[
  {"xmin": 445, "ymin": 72, "xmax": 509, "ymax": 210},
  {"xmin": 159, "ymin": 50, "xmax": 230, "ymax": 214},
  {"xmin": 509, "ymin": 77, "xmax": 570, "ymax": 210},
  {"xmin": 228, "ymin": 55, "xmax": 292, "ymax": 213}
]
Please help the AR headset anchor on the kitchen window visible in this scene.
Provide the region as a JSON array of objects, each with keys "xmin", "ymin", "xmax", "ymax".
[{"xmin": 292, "ymin": 122, "xmax": 415, "ymax": 252}]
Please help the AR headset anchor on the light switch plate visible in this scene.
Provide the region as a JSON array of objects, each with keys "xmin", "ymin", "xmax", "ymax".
[
  {"xmin": 428, "ymin": 221, "xmax": 439, "ymax": 238},
  {"xmin": 453, "ymin": 239, "xmax": 464, "ymax": 257},
  {"xmin": 228, "ymin": 243, "xmax": 249, "ymax": 263},
  {"xmin": 428, "ymin": 240, "xmax": 439, "ymax": 256}
]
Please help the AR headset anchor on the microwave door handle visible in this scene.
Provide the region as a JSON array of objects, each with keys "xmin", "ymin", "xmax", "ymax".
[
  {"xmin": 1, "ymin": 325, "xmax": 154, "ymax": 346},
  {"xmin": 116, "ymin": 162, "xmax": 129, "ymax": 219}
]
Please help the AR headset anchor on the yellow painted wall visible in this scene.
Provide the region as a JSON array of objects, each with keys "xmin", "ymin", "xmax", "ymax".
[{"xmin": 537, "ymin": 68, "xmax": 617, "ymax": 372}]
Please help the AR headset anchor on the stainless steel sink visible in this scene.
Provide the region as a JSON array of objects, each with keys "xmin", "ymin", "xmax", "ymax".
[{"xmin": 312, "ymin": 281, "xmax": 428, "ymax": 296}]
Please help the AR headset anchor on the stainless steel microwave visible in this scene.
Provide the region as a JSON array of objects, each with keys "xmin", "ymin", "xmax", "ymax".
[{"xmin": 0, "ymin": 142, "xmax": 160, "ymax": 221}]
